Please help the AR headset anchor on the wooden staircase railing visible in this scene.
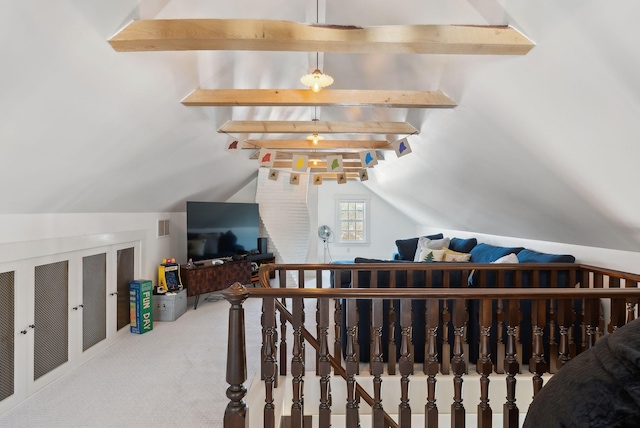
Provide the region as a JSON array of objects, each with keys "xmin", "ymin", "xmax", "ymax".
[{"xmin": 222, "ymin": 262, "xmax": 640, "ymax": 428}]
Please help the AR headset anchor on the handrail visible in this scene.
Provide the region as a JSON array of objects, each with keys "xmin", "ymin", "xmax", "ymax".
[{"xmin": 249, "ymin": 286, "xmax": 640, "ymax": 299}]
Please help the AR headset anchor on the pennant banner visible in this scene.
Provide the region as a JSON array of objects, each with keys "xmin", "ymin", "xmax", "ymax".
[
  {"xmin": 326, "ymin": 154, "xmax": 344, "ymax": 172},
  {"xmin": 313, "ymin": 174, "xmax": 323, "ymax": 185},
  {"xmin": 226, "ymin": 136, "xmax": 240, "ymax": 151},
  {"xmin": 268, "ymin": 169, "xmax": 279, "ymax": 181},
  {"xmin": 359, "ymin": 169, "xmax": 369, "ymax": 182},
  {"xmin": 259, "ymin": 149, "xmax": 276, "ymax": 167},
  {"xmin": 337, "ymin": 173, "xmax": 347, "ymax": 184},
  {"xmin": 289, "ymin": 172, "xmax": 301, "ymax": 185},
  {"xmin": 292, "ymin": 155, "xmax": 309, "ymax": 172},
  {"xmin": 393, "ymin": 137, "xmax": 412, "ymax": 157},
  {"xmin": 359, "ymin": 150, "xmax": 378, "ymax": 168}
]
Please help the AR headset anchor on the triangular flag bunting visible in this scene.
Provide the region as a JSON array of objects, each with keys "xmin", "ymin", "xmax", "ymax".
[
  {"xmin": 259, "ymin": 149, "xmax": 276, "ymax": 167},
  {"xmin": 268, "ymin": 169, "xmax": 279, "ymax": 181},
  {"xmin": 359, "ymin": 150, "xmax": 378, "ymax": 167},
  {"xmin": 292, "ymin": 155, "xmax": 309, "ymax": 172},
  {"xmin": 326, "ymin": 155, "xmax": 344, "ymax": 172},
  {"xmin": 337, "ymin": 173, "xmax": 347, "ymax": 184},
  {"xmin": 393, "ymin": 137, "xmax": 412, "ymax": 157},
  {"xmin": 313, "ymin": 175, "xmax": 323, "ymax": 185},
  {"xmin": 290, "ymin": 172, "xmax": 300, "ymax": 185},
  {"xmin": 359, "ymin": 169, "xmax": 369, "ymax": 182}
]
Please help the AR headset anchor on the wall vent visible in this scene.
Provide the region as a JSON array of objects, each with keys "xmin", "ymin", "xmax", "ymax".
[{"xmin": 157, "ymin": 219, "xmax": 170, "ymax": 238}]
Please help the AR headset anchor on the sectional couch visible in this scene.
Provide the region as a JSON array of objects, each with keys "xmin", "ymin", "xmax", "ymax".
[{"xmin": 333, "ymin": 233, "xmax": 576, "ymax": 364}]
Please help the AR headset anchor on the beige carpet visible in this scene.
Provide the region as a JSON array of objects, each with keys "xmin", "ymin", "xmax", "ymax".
[{"xmin": 0, "ymin": 294, "xmax": 265, "ymax": 428}]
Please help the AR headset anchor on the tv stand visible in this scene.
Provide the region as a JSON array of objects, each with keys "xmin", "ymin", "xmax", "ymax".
[
  {"xmin": 180, "ymin": 260, "xmax": 251, "ymax": 309},
  {"xmin": 247, "ymin": 253, "xmax": 276, "ymax": 283}
]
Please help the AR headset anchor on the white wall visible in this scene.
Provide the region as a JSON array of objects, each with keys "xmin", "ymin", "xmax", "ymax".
[
  {"xmin": 316, "ymin": 181, "xmax": 419, "ymax": 262},
  {"xmin": 0, "ymin": 213, "xmax": 183, "ymax": 279}
]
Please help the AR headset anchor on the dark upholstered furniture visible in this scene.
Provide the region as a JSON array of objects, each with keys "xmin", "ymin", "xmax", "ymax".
[
  {"xmin": 524, "ymin": 317, "xmax": 640, "ymax": 428},
  {"xmin": 333, "ymin": 235, "xmax": 576, "ymax": 365}
]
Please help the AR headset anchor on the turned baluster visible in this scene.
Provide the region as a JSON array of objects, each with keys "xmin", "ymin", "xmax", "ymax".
[
  {"xmin": 263, "ymin": 296, "xmax": 276, "ymax": 428},
  {"xmin": 398, "ymin": 298, "xmax": 412, "ymax": 428},
  {"xmin": 318, "ymin": 296, "xmax": 332, "ymax": 427},
  {"xmin": 371, "ymin": 297, "xmax": 385, "ymax": 428},
  {"xmin": 503, "ymin": 298, "xmax": 520, "ymax": 428},
  {"xmin": 556, "ymin": 296, "xmax": 572, "ymax": 369},
  {"xmin": 369, "ymin": 270, "xmax": 378, "ymax": 374},
  {"xmin": 477, "ymin": 298, "xmax": 493, "ymax": 428},
  {"xmin": 548, "ymin": 271, "xmax": 559, "ymax": 373},
  {"xmin": 441, "ymin": 272, "xmax": 451, "ymax": 375},
  {"xmin": 345, "ymin": 297, "xmax": 360, "ymax": 427},
  {"xmin": 424, "ymin": 297, "xmax": 439, "ymax": 428},
  {"xmin": 423, "ymin": 270, "xmax": 433, "ymax": 374},
  {"xmin": 451, "ymin": 298, "xmax": 466, "ymax": 428},
  {"xmin": 495, "ymin": 270, "xmax": 505, "ymax": 374},
  {"xmin": 529, "ymin": 294, "xmax": 548, "ymax": 397},
  {"xmin": 387, "ymin": 272, "xmax": 397, "ymax": 376},
  {"xmin": 333, "ymin": 268, "xmax": 343, "ymax": 368},
  {"xmin": 279, "ymin": 272, "xmax": 288, "ymax": 375},
  {"xmin": 222, "ymin": 283, "xmax": 249, "ymax": 428},
  {"xmin": 290, "ymin": 297, "xmax": 304, "ymax": 428},
  {"xmin": 626, "ymin": 280, "xmax": 638, "ymax": 323}
]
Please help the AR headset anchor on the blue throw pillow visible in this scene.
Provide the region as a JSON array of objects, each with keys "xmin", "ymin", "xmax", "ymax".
[
  {"xmin": 517, "ymin": 249, "xmax": 575, "ymax": 263},
  {"xmin": 395, "ymin": 233, "xmax": 443, "ymax": 261},
  {"xmin": 449, "ymin": 237, "xmax": 478, "ymax": 253},
  {"xmin": 470, "ymin": 243, "xmax": 524, "ymax": 263}
]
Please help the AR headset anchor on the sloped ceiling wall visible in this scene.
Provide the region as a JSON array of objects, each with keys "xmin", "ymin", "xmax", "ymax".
[{"xmin": 1, "ymin": 0, "xmax": 639, "ymax": 252}]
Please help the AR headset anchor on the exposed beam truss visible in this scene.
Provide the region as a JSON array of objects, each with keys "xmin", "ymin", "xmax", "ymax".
[
  {"xmin": 249, "ymin": 151, "xmax": 383, "ymax": 160},
  {"xmin": 242, "ymin": 139, "xmax": 391, "ymax": 150},
  {"xmin": 183, "ymin": 89, "xmax": 456, "ymax": 108},
  {"xmin": 219, "ymin": 120, "xmax": 417, "ymax": 135},
  {"xmin": 109, "ymin": 20, "xmax": 534, "ymax": 55}
]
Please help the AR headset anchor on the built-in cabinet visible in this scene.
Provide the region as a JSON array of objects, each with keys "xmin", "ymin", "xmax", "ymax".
[{"xmin": 0, "ymin": 239, "xmax": 138, "ymax": 415}]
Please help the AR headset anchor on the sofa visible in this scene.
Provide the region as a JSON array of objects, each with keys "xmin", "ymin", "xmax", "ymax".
[{"xmin": 333, "ymin": 233, "xmax": 576, "ymax": 365}]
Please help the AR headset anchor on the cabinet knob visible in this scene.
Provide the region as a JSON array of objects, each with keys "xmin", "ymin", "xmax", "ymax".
[
  {"xmin": 20, "ymin": 330, "xmax": 27, "ymax": 335},
  {"xmin": 109, "ymin": 292, "xmax": 118, "ymax": 296},
  {"xmin": 29, "ymin": 324, "xmax": 35, "ymax": 329}
]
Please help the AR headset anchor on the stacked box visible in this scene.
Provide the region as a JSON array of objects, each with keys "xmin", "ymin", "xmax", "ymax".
[
  {"xmin": 130, "ymin": 279, "xmax": 153, "ymax": 334},
  {"xmin": 153, "ymin": 288, "xmax": 187, "ymax": 322}
]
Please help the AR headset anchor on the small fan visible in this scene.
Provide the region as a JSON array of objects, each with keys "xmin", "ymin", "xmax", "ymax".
[
  {"xmin": 318, "ymin": 225, "xmax": 333, "ymax": 263},
  {"xmin": 318, "ymin": 225, "xmax": 332, "ymax": 241}
]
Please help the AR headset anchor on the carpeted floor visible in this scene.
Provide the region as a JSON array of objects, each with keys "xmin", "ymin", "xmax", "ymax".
[{"xmin": 0, "ymin": 293, "xmax": 265, "ymax": 428}]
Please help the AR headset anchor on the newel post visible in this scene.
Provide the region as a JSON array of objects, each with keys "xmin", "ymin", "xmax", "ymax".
[{"xmin": 222, "ymin": 282, "xmax": 250, "ymax": 428}]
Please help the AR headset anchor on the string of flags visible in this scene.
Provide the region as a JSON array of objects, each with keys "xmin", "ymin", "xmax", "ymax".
[{"xmin": 225, "ymin": 136, "xmax": 413, "ymax": 185}]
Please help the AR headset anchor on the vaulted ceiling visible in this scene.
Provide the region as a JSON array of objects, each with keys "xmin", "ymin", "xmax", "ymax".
[{"xmin": 2, "ymin": 0, "xmax": 640, "ymax": 252}]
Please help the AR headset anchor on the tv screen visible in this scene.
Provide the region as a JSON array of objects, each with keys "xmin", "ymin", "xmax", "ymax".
[{"xmin": 186, "ymin": 201, "xmax": 260, "ymax": 261}]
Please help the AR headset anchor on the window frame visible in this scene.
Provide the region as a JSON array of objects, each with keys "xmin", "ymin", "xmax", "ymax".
[{"xmin": 334, "ymin": 195, "xmax": 370, "ymax": 245}]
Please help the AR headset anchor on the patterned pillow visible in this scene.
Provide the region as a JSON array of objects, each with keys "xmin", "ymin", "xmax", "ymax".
[
  {"xmin": 413, "ymin": 236, "xmax": 450, "ymax": 261},
  {"xmin": 418, "ymin": 248, "xmax": 446, "ymax": 262},
  {"xmin": 443, "ymin": 248, "xmax": 472, "ymax": 262}
]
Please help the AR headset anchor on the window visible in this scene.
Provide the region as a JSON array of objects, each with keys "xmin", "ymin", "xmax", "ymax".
[{"xmin": 336, "ymin": 197, "xmax": 369, "ymax": 243}]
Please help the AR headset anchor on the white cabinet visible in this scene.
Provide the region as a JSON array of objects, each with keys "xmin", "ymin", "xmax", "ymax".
[{"xmin": 0, "ymin": 240, "xmax": 139, "ymax": 415}]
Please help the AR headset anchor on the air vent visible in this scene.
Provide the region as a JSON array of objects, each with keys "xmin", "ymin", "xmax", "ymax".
[{"xmin": 157, "ymin": 219, "xmax": 170, "ymax": 238}]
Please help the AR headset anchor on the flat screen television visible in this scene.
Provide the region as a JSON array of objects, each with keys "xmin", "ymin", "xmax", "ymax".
[{"xmin": 186, "ymin": 201, "xmax": 260, "ymax": 261}]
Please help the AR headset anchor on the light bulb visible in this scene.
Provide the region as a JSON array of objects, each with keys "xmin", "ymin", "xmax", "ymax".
[{"xmin": 312, "ymin": 81, "xmax": 321, "ymax": 93}]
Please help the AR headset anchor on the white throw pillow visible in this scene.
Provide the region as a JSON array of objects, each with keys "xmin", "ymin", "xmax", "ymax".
[
  {"xmin": 413, "ymin": 236, "xmax": 451, "ymax": 261},
  {"xmin": 492, "ymin": 253, "xmax": 519, "ymax": 264}
]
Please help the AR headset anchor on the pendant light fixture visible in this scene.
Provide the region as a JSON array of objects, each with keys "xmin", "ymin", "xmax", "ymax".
[
  {"xmin": 301, "ymin": 1, "xmax": 333, "ymax": 92},
  {"xmin": 307, "ymin": 112, "xmax": 324, "ymax": 145}
]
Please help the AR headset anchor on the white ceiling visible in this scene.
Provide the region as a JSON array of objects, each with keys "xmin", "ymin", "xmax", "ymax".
[{"xmin": 2, "ymin": 0, "xmax": 640, "ymax": 252}]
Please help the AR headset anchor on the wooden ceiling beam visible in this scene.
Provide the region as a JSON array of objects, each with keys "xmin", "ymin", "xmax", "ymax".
[
  {"xmin": 273, "ymin": 160, "xmax": 364, "ymax": 168},
  {"xmin": 242, "ymin": 140, "xmax": 391, "ymax": 150},
  {"xmin": 183, "ymin": 89, "xmax": 456, "ymax": 108},
  {"xmin": 109, "ymin": 20, "xmax": 534, "ymax": 55},
  {"xmin": 219, "ymin": 120, "xmax": 417, "ymax": 135}
]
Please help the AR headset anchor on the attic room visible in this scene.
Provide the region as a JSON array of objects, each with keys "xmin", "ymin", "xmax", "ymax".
[{"xmin": 2, "ymin": 0, "xmax": 640, "ymax": 426}]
